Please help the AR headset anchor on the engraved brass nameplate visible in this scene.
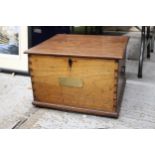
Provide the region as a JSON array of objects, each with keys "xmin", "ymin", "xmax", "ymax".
[{"xmin": 59, "ymin": 77, "xmax": 83, "ymax": 88}]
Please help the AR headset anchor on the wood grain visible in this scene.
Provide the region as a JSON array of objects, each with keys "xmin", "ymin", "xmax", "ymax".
[
  {"xmin": 29, "ymin": 55, "xmax": 118, "ymax": 113},
  {"xmin": 26, "ymin": 34, "xmax": 128, "ymax": 117},
  {"xmin": 25, "ymin": 34, "xmax": 129, "ymax": 59}
]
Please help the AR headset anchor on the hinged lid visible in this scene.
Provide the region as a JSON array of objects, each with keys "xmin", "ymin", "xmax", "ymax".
[{"xmin": 25, "ymin": 34, "xmax": 129, "ymax": 59}]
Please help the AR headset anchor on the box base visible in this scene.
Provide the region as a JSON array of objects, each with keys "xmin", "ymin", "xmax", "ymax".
[{"xmin": 32, "ymin": 101, "xmax": 119, "ymax": 118}]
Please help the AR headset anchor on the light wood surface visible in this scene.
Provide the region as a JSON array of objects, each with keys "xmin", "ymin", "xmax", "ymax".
[
  {"xmin": 27, "ymin": 34, "xmax": 128, "ymax": 117},
  {"xmin": 29, "ymin": 55, "xmax": 118, "ymax": 112},
  {"xmin": 25, "ymin": 34, "xmax": 129, "ymax": 59}
]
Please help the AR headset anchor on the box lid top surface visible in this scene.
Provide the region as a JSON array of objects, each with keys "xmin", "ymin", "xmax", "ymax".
[{"xmin": 26, "ymin": 34, "xmax": 129, "ymax": 59}]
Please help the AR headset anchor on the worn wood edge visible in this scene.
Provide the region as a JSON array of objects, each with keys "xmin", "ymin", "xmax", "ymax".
[
  {"xmin": 28, "ymin": 55, "xmax": 36, "ymax": 101},
  {"xmin": 24, "ymin": 52, "xmax": 124, "ymax": 60},
  {"xmin": 32, "ymin": 101, "xmax": 119, "ymax": 118},
  {"xmin": 113, "ymin": 60, "xmax": 119, "ymax": 111}
]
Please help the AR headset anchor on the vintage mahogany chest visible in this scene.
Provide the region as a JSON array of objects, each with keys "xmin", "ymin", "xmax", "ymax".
[{"xmin": 25, "ymin": 34, "xmax": 128, "ymax": 117}]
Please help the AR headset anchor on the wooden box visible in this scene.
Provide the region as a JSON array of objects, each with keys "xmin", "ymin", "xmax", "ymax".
[{"xmin": 25, "ymin": 34, "xmax": 129, "ymax": 117}]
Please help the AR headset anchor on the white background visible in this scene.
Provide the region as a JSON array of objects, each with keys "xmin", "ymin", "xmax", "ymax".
[{"xmin": 0, "ymin": 0, "xmax": 154, "ymax": 155}]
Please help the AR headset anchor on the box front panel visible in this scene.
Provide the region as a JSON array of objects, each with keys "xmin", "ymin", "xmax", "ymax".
[{"xmin": 29, "ymin": 55, "xmax": 118, "ymax": 112}]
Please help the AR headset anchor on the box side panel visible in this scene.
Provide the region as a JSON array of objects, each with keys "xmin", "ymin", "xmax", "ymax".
[
  {"xmin": 116, "ymin": 58, "xmax": 126, "ymax": 115},
  {"xmin": 29, "ymin": 55, "xmax": 118, "ymax": 112}
]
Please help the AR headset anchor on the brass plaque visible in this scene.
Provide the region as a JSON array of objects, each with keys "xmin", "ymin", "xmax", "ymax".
[{"xmin": 59, "ymin": 77, "xmax": 83, "ymax": 88}]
